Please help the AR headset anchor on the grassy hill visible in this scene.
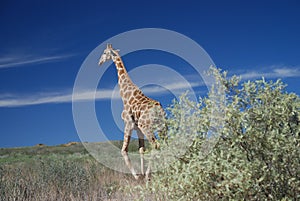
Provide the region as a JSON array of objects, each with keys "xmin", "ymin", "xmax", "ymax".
[
  {"xmin": 0, "ymin": 140, "xmax": 147, "ymax": 164},
  {"xmin": 0, "ymin": 141, "xmax": 145, "ymax": 201}
]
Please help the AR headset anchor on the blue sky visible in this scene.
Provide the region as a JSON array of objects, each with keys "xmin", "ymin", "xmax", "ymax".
[{"xmin": 0, "ymin": 0, "xmax": 299, "ymax": 148}]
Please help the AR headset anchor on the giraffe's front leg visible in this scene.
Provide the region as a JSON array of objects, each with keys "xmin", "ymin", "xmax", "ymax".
[{"xmin": 121, "ymin": 121, "xmax": 140, "ymax": 180}]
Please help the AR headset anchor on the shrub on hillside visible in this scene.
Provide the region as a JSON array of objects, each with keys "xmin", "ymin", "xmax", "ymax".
[{"xmin": 142, "ymin": 67, "xmax": 300, "ymax": 200}]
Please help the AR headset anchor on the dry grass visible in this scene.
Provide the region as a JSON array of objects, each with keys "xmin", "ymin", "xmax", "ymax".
[{"xmin": 0, "ymin": 142, "xmax": 150, "ymax": 201}]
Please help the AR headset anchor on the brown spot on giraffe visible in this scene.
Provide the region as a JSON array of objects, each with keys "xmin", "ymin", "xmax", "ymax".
[
  {"xmin": 128, "ymin": 97, "xmax": 134, "ymax": 105},
  {"xmin": 133, "ymin": 90, "xmax": 140, "ymax": 96},
  {"xmin": 120, "ymin": 74, "xmax": 126, "ymax": 80},
  {"xmin": 124, "ymin": 91, "xmax": 131, "ymax": 99},
  {"xmin": 118, "ymin": 69, "xmax": 125, "ymax": 76}
]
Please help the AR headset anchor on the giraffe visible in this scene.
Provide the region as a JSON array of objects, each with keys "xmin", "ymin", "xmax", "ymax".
[{"xmin": 98, "ymin": 44, "xmax": 166, "ymax": 180}]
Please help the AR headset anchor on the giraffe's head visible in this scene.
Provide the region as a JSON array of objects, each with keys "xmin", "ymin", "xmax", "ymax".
[{"xmin": 98, "ymin": 44, "xmax": 120, "ymax": 66}]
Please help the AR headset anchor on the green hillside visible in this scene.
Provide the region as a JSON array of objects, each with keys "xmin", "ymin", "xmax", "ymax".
[
  {"xmin": 0, "ymin": 141, "xmax": 144, "ymax": 201},
  {"xmin": 0, "ymin": 140, "xmax": 146, "ymax": 164}
]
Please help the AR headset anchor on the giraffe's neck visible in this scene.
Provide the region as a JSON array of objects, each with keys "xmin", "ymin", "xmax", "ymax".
[
  {"xmin": 113, "ymin": 57, "xmax": 139, "ymax": 98},
  {"xmin": 114, "ymin": 57, "xmax": 132, "ymax": 85}
]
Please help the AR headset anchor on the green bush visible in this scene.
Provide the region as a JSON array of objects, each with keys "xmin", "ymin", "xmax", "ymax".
[{"xmin": 143, "ymin": 67, "xmax": 300, "ymax": 200}]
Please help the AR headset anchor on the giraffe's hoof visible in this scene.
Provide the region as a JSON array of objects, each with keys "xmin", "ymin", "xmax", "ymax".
[
  {"xmin": 134, "ymin": 175, "xmax": 140, "ymax": 180},
  {"xmin": 145, "ymin": 175, "xmax": 151, "ymax": 182},
  {"xmin": 134, "ymin": 174, "xmax": 150, "ymax": 181},
  {"xmin": 134, "ymin": 174, "xmax": 144, "ymax": 180}
]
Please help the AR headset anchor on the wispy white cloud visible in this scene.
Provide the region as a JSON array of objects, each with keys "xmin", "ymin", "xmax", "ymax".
[
  {"xmin": 0, "ymin": 54, "xmax": 74, "ymax": 69},
  {"xmin": 0, "ymin": 89, "xmax": 114, "ymax": 107},
  {"xmin": 238, "ymin": 66, "xmax": 300, "ymax": 80},
  {"xmin": 0, "ymin": 80, "xmax": 204, "ymax": 107},
  {"xmin": 141, "ymin": 81, "xmax": 202, "ymax": 94}
]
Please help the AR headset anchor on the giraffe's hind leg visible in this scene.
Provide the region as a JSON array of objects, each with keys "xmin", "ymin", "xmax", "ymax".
[
  {"xmin": 137, "ymin": 128, "xmax": 145, "ymax": 176},
  {"xmin": 137, "ymin": 124, "xmax": 159, "ymax": 181}
]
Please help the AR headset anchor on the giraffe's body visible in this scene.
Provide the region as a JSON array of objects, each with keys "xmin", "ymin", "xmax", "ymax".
[{"xmin": 99, "ymin": 44, "xmax": 166, "ymax": 180}]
